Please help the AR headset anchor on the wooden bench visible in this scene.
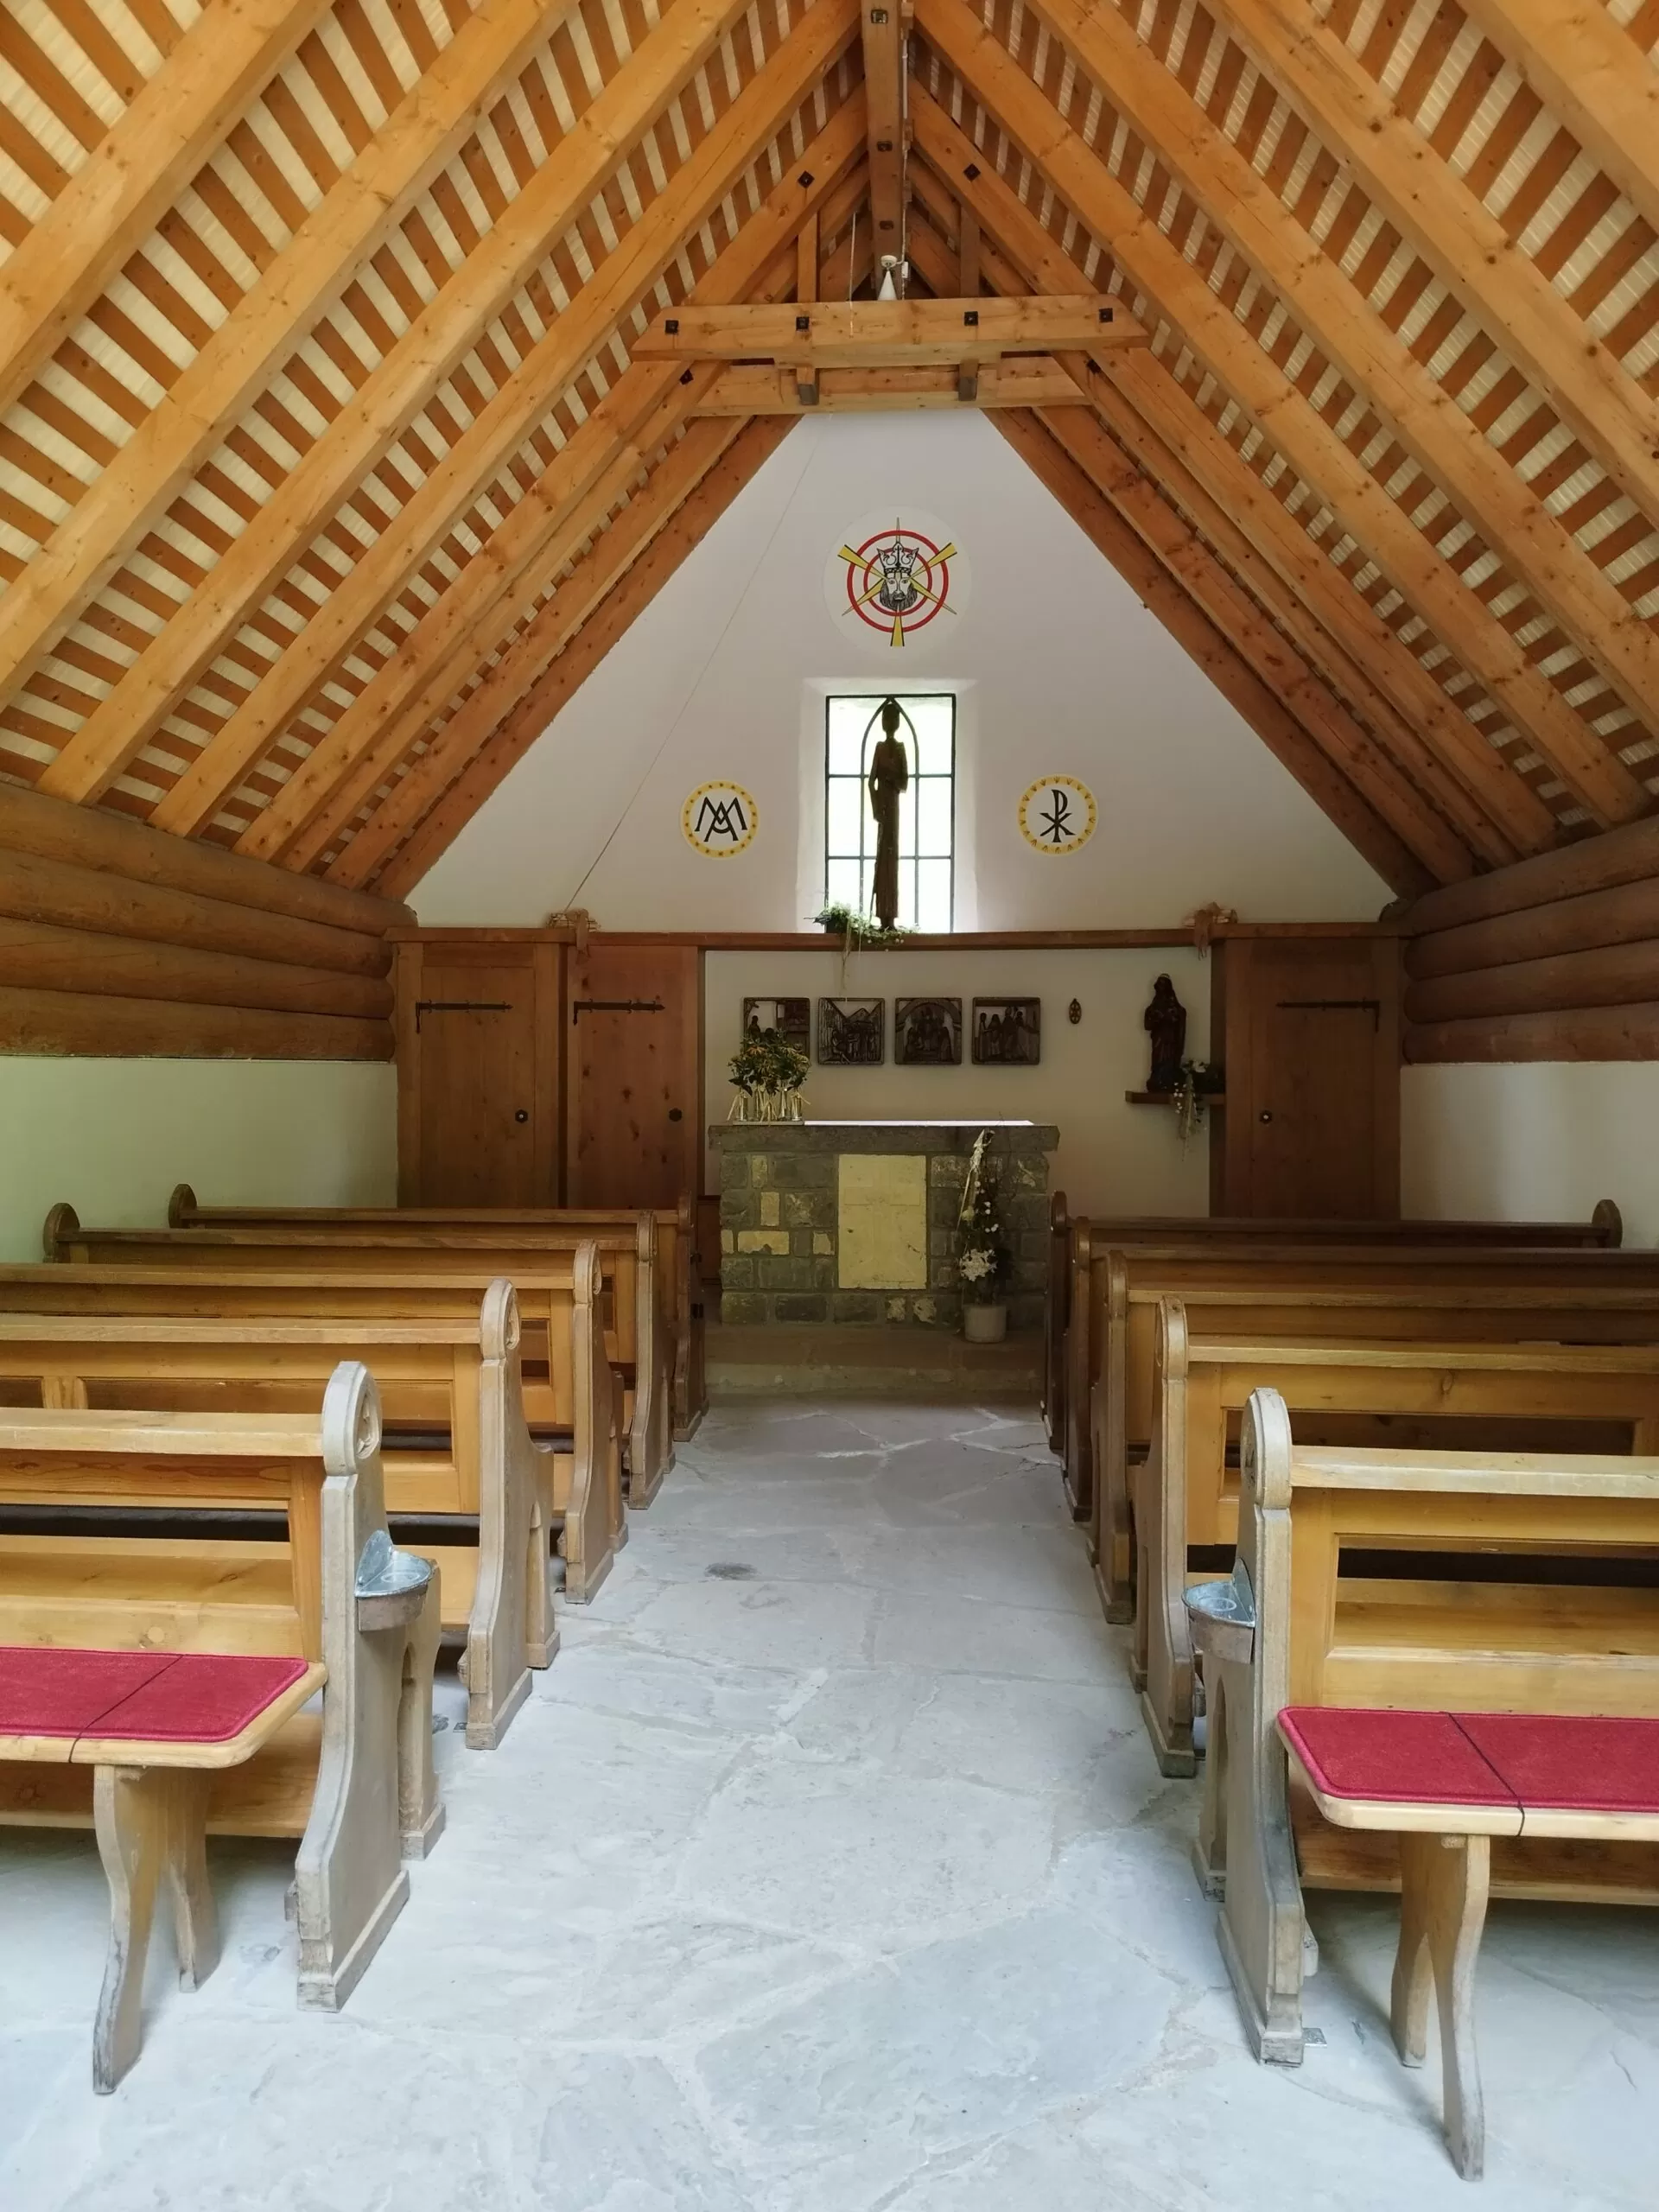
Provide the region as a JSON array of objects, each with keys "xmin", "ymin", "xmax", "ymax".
[
  {"xmin": 0, "ymin": 1281, "xmax": 573, "ymax": 1748},
  {"xmin": 1185, "ymin": 1391, "xmax": 1659, "ymax": 2173},
  {"xmin": 0, "ymin": 1363, "xmax": 442, "ymax": 2088},
  {"xmin": 43, "ymin": 1205, "xmax": 668, "ymax": 1507},
  {"xmin": 0, "ymin": 1255, "xmax": 621, "ymax": 1616},
  {"xmin": 1045, "ymin": 1197, "xmax": 1623, "ymax": 1477},
  {"xmin": 1140, "ymin": 1313, "xmax": 1659, "ymax": 1775},
  {"xmin": 1087, "ymin": 1246, "xmax": 1659, "ymax": 1619},
  {"xmin": 167, "ymin": 1184, "xmax": 706, "ymax": 1442}
]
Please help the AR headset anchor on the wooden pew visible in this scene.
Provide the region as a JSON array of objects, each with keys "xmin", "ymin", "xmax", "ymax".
[
  {"xmin": 1052, "ymin": 1198, "xmax": 1625, "ymax": 1511},
  {"xmin": 0, "ymin": 1254, "xmax": 621, "ymax": 1612},
  {"xmin": 1087, "ymin": 1247, "xmax": 1659, "ymax": 1622},
  {"xmin": 1185, "ymin": 1392, "xmax": 1659, "ymax": 2174},
  {"xmin": 1140, "ymin": 1312, "xmax": 1659, "ymax": 1775},
  {"xmin": 168, "ymin": 1184, "xmax": 706, "ymax": 1442},
  {"xmin": 0, "ymin": 1363, "xmax": 442, "ymax": 2088},
  {"xmin": 0, "ymin": 1281, "xmax": 565, "ymax": 1749}
]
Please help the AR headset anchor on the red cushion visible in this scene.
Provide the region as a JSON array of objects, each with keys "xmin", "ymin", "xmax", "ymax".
[
  {"xmin": 0, "ymin": 1646, "xmax": 309, "ymax": 1746},
  {"xmin": 1279, "ymin": 1706, "xmax": 1517, "ymax": 1808},
  {"xmin": 0, "ymin": 1646, "xmax": 175, "ymax": 1737},
  {"xmin": 1457, "ymin": 1713, "xmax": 1659, "ymax": 1817}
]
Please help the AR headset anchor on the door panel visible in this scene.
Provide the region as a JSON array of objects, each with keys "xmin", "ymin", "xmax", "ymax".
[
  {"xmin": 397, "ymin": 945, "xmax": 561, "ymax": 1205},
  {"xmin": 567, "ymin": 944, "xmax": 702, "ymax": 1208}
]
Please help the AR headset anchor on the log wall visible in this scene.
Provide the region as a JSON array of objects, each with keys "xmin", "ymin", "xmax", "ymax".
[{"xmin": 0, "ymin": 786, "xmax": 407, "ymax": 1058}]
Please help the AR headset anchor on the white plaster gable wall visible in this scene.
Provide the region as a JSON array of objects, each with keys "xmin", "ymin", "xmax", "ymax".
[{"xmin": 410, "ymin": 412, "xmax": 1390, "ymax": 928}]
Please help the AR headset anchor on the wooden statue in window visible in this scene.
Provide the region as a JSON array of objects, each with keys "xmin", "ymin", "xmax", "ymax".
[{"xmin": 868, "ymin": 699, "xmax": 910, "ymax": 931}]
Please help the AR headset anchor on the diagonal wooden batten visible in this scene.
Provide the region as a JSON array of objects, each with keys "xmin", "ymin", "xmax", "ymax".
[
  {"xmin": 32, "ymin": 0, "xmax": 787, "ymax": 807},
  {"xmin": 210, "ymin": 93, "xmax": 868, "ymax": 859},
  {"xmin": 2, "ymin": 0, "xmax": 566, "ymax": 728},
  {"xmin": 1205, "ymin": 0, "xmax": 1659, "ymax": 556},
  {"xmin": 997, "ymin": 0, "xmax": 1656, "ymax": 818},
  {"xmin": 913, "ymin": 0, "xmax": 1648, "ymax": 828},
  {"xmin": 997, "ymin": 406, "xmax": 1433, "ymax": 897},
  {"xmin": 1455, "ymin": 0, "xmax": 1659, "ymax": 248},
  {"xmin": 907, "ymin": 103, "xmax": 1550, "ymax": 867},
  {"xmin": 369, "ymin": 419, "xmax": 798, "ymax": 899},
  {"xmin": 324, "ymin": 415, "xmax": 758, "ymax": 890},
  {"xmin": 0, "ymin": 0, "xmax": 335, "ymax": 423}
]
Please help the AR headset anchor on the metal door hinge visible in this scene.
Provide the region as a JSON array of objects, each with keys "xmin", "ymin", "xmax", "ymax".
[
  {"xmin": 1275, "ymin": 996, "xmax": 1382, "ymax": 1031},
  {"xmin": 572, "ymin": 998, "xmax": 665, "ymax": 1021},
  {"xmin": 416, "ymin": 999, "xmax": 511, "ymax": 1032}
]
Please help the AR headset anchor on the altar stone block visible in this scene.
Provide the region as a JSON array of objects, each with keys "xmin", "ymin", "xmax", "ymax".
[{"xmin": 838, "ymin": 1155, "xmax": 928, "ymax": 1289}]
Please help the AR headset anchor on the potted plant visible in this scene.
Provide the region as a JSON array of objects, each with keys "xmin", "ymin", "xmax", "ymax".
[
  {"xmin": 956, "ymin": 1135, "xmax": 1012, "ymax": 1343},
  {"xmin": 728, "ymin": 1027, "xmax": 810, "ymax": 1122}
]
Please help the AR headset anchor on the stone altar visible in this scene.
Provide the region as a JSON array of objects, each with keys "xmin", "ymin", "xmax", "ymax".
[{"xmin": 710, "ymin": 1121, "xmax": 1058, "ymax": 1332}]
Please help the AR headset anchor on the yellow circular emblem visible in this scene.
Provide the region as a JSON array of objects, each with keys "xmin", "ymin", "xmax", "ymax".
[
  {"xmin": 683, "ymin": 782, "xmax": 758, "ymax": 857},
  {"xmin": 1019, "ymin": 777, "xmax": 1096, "ymax": 855}
]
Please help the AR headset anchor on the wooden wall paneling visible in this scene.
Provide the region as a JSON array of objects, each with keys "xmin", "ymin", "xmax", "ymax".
[
  {"xmin": 395, "ymin": 942, "xmax": 564, "ymax": 1205},
  {"xmin": 567, "ymin": 943, "xmax": 703, "ymax": 1210}
]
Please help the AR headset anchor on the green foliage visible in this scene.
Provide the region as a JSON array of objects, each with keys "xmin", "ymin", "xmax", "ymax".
[
  {"xmin": 812, "ymin": 903, "xmax": 912, "ymax": 949},
  {"xmin": 728, "ymin": 1028, "xmax": 809, "ymax": 1096}
]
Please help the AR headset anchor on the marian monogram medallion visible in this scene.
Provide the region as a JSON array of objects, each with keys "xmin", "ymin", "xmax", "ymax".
[
  {"xmin": 825, "ymin": 510, "xmax": 970, "ymax": 653},
  {"xmin": 1018, "ymin": 777, "xmax": 1096, "ymax": 855},
  {"xmin": 683, "ymin": 781, "xmax": 758, "ymax": 856}
]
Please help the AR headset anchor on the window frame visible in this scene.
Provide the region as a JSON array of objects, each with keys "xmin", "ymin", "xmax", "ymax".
[{"xmin": 823, "ymin": 691, "xmax": 957, "ymax": 931}]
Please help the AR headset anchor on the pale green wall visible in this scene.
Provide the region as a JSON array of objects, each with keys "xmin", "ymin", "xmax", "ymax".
[{"xmin": 0, "ymin": 1058, "xmax": 397, "ymax": 1262}]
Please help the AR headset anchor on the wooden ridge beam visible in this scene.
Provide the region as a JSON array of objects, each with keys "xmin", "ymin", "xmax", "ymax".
[
  {"xmin": 1206, "ymin": 0, "xmax": 1659, "ymax": 536},
  {"xmin": 1407, "ymin": 814, "xmax": 1659, "ymax": 938},
  {"xmin": 371, "ymin": 419, "xmax": 797, "ymax": 899},
  {"xmin": 35, "ymin": 0, "xmax": 785, "ymax": 806},
  {"xmin": 0, "ymin": 779, "xmax": 406, "ymax": 935},
  {"xmin": 912, "ymin": 3, "xmax": 1648, "ymax": 826},
  {"xmin": 861, "ymin": 0, "xmax": 907, "ymax": 267},
  {"xmin": 0, "ymin": 988, "xmax": 391, "ymax": 1062},
  {"xmin": 997, "ymin": 0, "xmax": 1658, "ymax": 817},
  {"xmin": 905, "ymin": 162, "xmax": 1529, "ymax": 868},
  {"xmin": 1455, "ymin": 0, "xmax": 1659, "ymax": 249},
  {"xmin": 696, "ymin": 358, "xmax": 1086, "ymax": 410},
  {"xmin": 0, "ymin": 0, "xmax": 334, "ymax": 423},
  {"xmin": 3, "ymin": 0, "xmax": 562, "ymax": 724},
  {"xmin": 1404, "ymin": 1002, "xmax": 1659, "ymax": 1064},
  {"xmin": 0, "ymin": 919, "xmax": 392, "ymax": 1021},
  {"xmin": 996, "ymin": 406, "xmax": 1431, "ymax": 896},
  {"xmin": 327, "ymin": 415, "xmax": 755, "ymax": 890},
  {"xmin": 217, "ymin": 97, "xmax": 868, "ymax": 862},
  {"xmin": 635, "ymin": 294, "xmax": 1146, "ymax": 361}
]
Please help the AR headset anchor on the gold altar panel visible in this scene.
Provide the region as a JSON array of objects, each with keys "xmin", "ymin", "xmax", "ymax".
[{"xmin": 837, "ymin": 1155, "xmax": 929, "ymax": 1289}]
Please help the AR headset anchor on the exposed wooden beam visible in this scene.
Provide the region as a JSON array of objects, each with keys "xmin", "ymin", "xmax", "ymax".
[
  {"xmin": 1206, "ymin": 0, "xmax": 1659, "ymax": 538},
  {"xmin": 1404, "ymin": 1003, "xmax": 1659, "ymax": 1063},
  {"xmin": 2, "ymin": 0, "xmax": 562, "ymax": 725},
  {"xmin": 1409, "ymin": 877, "xmax": 1659, "ymax": 976},
  {"xmin": 327, "ymin": 416, "xmax": 760, "ymax": 890},
  {"xmin": 957, "ymin": 203, "xmax": 980, "ymax": 400},
  {"xmin": 635, "ymin": 294, "xmax": 1143, "ymax": 363},
  {"xmin": 1406, "ymin": 813, "xmax": 1659, "ymax": 939},
  {"xmin": 913, "ymin": 3, "xmax": 1649, "ymax": 826},
  {"xmin": 0, "ymin": 919, "xmax": 392, "ymax": 1021},
  {"xmin": 370, "ymin": 420, "xmax": 797, "ymax": 899},
  {"xmin": 35, "ymin": 0, "xmax": 799, "ymax": 806},
  {"xmin": 906, "ymin": 118, "xmax": 1545, "ymax": 866},
  {"xmin": 1039, "ymin": 406, "xmax": 1476, "ymax": 882},
  {"xmin": 1406, "ymin": 942, "xmax": 1659, "ymax": 1028},
  {"xmin": 993, "ymin": 0, "xmax": 1657, "ymax": 817},
  {"xmin": 156, "ymin": 84, "xmax": 867, "ymax": 849},
  {"xmin": 861, "ymin": 0, "xmax": 907, "ymax": 265},
  {"xmin": 796, "ymin": 209, "xmax": 820, "ymax": 404},
  {"xmin": 697, "ymin": 357, "xmax": 1085, "ymax": 410},
  {"xmin": 1455, "ymin": 0, "xmax": 1659, "ymax": 248},
  {"xmin": 0, "ymin": 988, "xmax": 391, "ymax": 1062},
  {"xmin": 0, "ymin": 0, "xmax": 334, "ymax": 423},
  {"xmin": 996, "ymin": 407, "xmax": 1432, "ymax": 896}
]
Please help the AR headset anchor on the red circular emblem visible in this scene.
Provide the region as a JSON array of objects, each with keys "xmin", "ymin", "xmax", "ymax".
[{"xmin": 837, "ymin": 522, "xmax": 960, "ymax": 648}]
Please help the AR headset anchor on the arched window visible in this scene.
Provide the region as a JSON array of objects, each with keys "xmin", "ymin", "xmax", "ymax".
[{"xmin": 823, "ymin": 693, "xmax": 956, "ymax": 930}]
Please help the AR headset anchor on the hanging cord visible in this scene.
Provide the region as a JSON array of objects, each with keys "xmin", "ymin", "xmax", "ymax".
[
  {"xmin": 846, "ymin": 206, "xmax": 857, "ymax": 301},
  {"xmin": 562, "ymin": 432, "xmax": 818, "ymax": 911}
]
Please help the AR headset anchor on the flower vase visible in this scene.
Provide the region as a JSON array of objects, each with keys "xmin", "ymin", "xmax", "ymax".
[{"xmin": 963, "ymin": 1302, "xmax": 1008, "ymax": 1344}]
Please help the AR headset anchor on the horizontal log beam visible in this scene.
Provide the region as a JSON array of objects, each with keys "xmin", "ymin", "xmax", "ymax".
[
  {"xmin": 1408, "ymin": 876, "xmax": 1659, "ymax": 980},
  {"xmin": 1405, "ymin": 940, "xmax": 1659, "ymax": 1027},
  {"xmin": 636, "ymin": 295, "xmax": 1147, "ymax": 363},
  {"xmin": 0, "ymin": 783, "xmax": 406, "ymax": 936},
  {"xmin": 1404, "ymin": 817, "xmax": 1659, "ymax": 938},
  {"xmin": 1405, "ymin": 1003, "xmax": 1659, "ymax": 1064},
  {"xmin": 696, "ymin": 358, "xmax": 1088, "ymax": 410},
  {"xmin": 0, "ymin": 988, "xmax": 391, "ymax": 1061},
  {"xmin": 0, "ymin": 852, "xmax": 391, "ymax": 979},
  {"xmin": 0, "ymin": 920, "xmax": 392, "ymax": 1021}
]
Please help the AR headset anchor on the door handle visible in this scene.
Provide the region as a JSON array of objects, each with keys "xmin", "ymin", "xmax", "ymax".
[
  {"xmin": 514, "ymin": 1109, "xmax": 529, "ymax": 1124},
  {"xmin": 668, "ymin": 1108, "xmax": 683, "ymax": 1122},
  {"xmin": 1258, "ymin": 1111, "xmax": 1274, "ymax": 1124}
]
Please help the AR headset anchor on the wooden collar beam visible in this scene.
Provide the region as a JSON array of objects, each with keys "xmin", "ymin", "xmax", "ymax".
[
  {"xmin": 696, "ymin": 358, "xmax": 1087, "ymax": 411},
  {"xmin": 634, "ymin": 296, "xmax": 1147, "ymax": 366}
]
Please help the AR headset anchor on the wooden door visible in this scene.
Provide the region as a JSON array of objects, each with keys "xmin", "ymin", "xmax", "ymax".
[
  {"xmin": 567, "ymin": 943, "xmax": 702, "ymax": 1208},
  {"xmin": 1213, "ymin": 938, "xmax": 1400, "ymax": 1217},
  {"xmin": 396, "ymin": 942, "xmax": 562, "ymax": 1204}
]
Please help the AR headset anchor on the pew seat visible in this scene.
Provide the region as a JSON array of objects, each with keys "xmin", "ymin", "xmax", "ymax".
[{"xmin": 1277, "ymin": 1706, "xmax": 1659, "ymax": 2179}]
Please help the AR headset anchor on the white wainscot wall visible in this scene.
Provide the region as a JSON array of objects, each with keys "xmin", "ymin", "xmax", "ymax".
[
  {"xmin": 0, "ymin": 1058, "xmax": 397, "ymax": 1262},
  {"xmin": 707, "ymin": 946, "xmax": 1215, "ymax": 1217},
  {"xmin": 1402, "ymin": 1063, "xmax": 1659, "ymax": 1249}
]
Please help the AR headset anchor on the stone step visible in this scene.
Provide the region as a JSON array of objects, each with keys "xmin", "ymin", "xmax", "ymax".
[{"xmin": 707, "ymin": 1320, "xmax": 1040, "ymax": 1401}]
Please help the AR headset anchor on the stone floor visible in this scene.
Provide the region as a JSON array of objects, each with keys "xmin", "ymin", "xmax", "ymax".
[{"xmin": 3, "ymin": 1400, "xmax": 1653, "ymax": 2209}]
